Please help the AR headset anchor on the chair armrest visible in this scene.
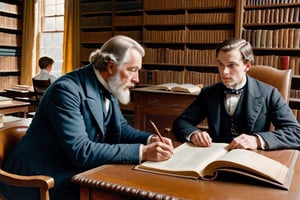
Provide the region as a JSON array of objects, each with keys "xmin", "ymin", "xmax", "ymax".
[{"xmin": 0, "ymin": 168, "xmax": 54, "ymax": 192}]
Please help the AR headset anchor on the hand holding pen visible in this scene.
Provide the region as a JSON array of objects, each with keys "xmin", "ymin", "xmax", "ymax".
[
  {"xmin": 149, "ymin": 120, "xmax": 166, "ymax": 143},
  {"xmin": 140, "ymin": 120, "xmax": 174, "ymax": 162}
]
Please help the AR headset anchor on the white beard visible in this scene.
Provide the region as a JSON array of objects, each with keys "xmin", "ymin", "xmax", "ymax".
[{"xmin": 107, "ymin": 72, "xmax": 134, "ymax": 105}]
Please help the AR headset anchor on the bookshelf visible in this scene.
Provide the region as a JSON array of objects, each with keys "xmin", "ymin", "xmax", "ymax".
[
  {"xmin": 79, "ymin": 0, "xmax": 300, "ymax": 122},
  {"xmin": 0, "ymin": 0, "xmax": 22, "ymax": 91},
  {"xmin": 239, "ymin": 0, "xmax": 300, "ymax": 119}
]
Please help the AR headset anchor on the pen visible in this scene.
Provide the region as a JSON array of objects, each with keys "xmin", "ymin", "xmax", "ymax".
[{"xmin": 149, "ymin": 120, "xmax": 165, "ymax": 143}]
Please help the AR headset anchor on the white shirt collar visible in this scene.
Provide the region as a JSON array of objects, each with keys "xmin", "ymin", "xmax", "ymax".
[{"xmin": 93, "ymin": 66, "xmax": 110, "ymax": 91}]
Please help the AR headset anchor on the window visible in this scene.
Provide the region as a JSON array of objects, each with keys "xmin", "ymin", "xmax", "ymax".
[{"xmin": 40, "ymin": 0, "xmax": 64, "ymax": 77}]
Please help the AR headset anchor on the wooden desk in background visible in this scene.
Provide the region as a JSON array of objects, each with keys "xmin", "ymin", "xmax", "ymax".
[
  {"xmin": 132, "ymin": 87, "xmax": 199, "ymax": 140},
  {"xmin": 72, "ymin": 150, "xmax": 300, "ymax": 200},
  {"xmin": 0, "ymin": 100, "xmax": 30, "ymax": 117}
]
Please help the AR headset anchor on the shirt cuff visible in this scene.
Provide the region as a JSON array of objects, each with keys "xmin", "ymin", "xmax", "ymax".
[
  {"xmin": 139, "ymin": 144, "xmax": 143, "ymax": 163},
  {"xmin": 186, "ymin": 130, "xmax": 200, "ymax": 141},
  {"xmin": 255, "ymin": 134, "xmax": 267, "ymax": 149},
  {"xmin": 140, "ymin": 135, "xmax": 154, "ymax": 163}
]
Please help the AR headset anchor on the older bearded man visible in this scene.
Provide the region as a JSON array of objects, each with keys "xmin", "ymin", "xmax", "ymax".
[{"xmin": 0, "ymin": 35, "xmax": 174, "ymax": 200}]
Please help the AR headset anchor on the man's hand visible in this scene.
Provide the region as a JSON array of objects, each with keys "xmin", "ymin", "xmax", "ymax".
[
  {"xmin": 228, "ymin": 134, "xmax": 259, "ymax": 150},
  {"xmin": 190, "ymin": 131, "xmax": 212, "ymax": 147},
  {"xmin": 142, "ymin": 136, "xmax": 174, "ymax": 161}
]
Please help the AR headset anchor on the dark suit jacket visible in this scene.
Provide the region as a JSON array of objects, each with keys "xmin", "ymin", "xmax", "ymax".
[
  {"xmin": 1, "ymin": 64, "xmax": 151, "ymax": 200},
  {"xmin": 173, "ymin": 75, "xmax": 300, "ymax": 150}
]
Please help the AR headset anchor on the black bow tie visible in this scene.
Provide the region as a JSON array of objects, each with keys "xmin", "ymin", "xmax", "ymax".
[{"xmin": 224, "ymin": 87, "xmax": 244, "ymax": 95}]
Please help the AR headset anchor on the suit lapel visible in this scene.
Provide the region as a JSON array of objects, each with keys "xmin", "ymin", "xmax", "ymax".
[
  {"xmin": 208, "ymin": 84, "xmax": 223, "ymax": 136},
  {"xmin": 245, "ymin": 76, "xmax": 264, "ymax": 133},
  {"xmin": 84, "ymin": 65, "xmax": 106, "ymax": 135}
]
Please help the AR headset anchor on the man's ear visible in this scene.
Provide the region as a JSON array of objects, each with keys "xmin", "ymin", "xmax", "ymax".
[
  {"xmin": 107, "ymin": 61, "xmax": 114, "ymax": 75},
  {"xmin": 244, "ymin": 61, "xmax": 251, "ymax": 72}
]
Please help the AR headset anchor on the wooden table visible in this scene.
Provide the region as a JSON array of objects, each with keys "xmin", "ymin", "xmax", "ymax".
[
  {"xmin": 72, "ymin": 152, "xmax": 300, "ymax": 200},
  {"xmin": 0, "ymin": 100, "xmax": 30, "ymax": 117}
]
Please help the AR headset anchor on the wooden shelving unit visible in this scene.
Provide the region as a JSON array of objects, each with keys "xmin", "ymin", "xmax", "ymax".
[
  {"xmin": 79, "ymin": 0, "xmax": 300, "ymax": 122},
  {"xmin": 239, "ymin": 0, "xmax": 300, "ymax": 118},
  {"xmin": 0, "ymin": 0, "xmax": 22, "ymax": 91}
]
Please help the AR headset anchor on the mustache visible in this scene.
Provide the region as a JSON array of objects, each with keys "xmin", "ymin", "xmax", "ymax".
[{"xmin": 124, "ymin": 82, "xmax": 135, "ymax": 88}]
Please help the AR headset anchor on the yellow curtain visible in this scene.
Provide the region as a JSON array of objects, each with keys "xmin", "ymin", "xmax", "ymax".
[
  {"xmin": 20, "ymin": 0, "xmax": 37, "ymax": 85},
  {"xmin": 62, "ymin": 0, "xmax": 80, "ymax": 74}
]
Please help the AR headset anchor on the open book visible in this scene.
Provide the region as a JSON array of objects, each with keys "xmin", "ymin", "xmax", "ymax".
[
  {"xmin": 134, "ymin": 143, "xmax": 299, "ymax": 190},
  {"xmin": 151, "ymin": 83, "xmax": 203, "ymax": 93}
]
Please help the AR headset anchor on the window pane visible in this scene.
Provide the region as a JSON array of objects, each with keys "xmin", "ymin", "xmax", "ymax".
[
  {"xmin": 56, "ymin": 4, "xmax": 64, "ymax": 15},
  {"xmin": 40, "ymin": 33, "xmax": 52, "ymax": 47},
  {"xmin": 43, "ymin": 17, "xmax": 55, "ymax": 31},
  {"xmin": 56, "ymin": 16, "xmax": 64, "ymax": 31},
  {"xmin": 53, "ymin": 32, "xmax": 63, "ymax": 45},
  {"xmin": 44, "ymin": 5, "xmax": 56, "ymax": 16},
  {"xmin": 41, "ymin": 0, "xmax": 64, "ymax": 76},
  {"xmin": 44, "ymin": 0, "xmax": 56, "ymax": 6}
]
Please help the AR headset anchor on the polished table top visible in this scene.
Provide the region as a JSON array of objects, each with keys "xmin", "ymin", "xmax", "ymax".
[{"xmin": 72, "ymin": 153, "xmax": 300, "ymax": 200}]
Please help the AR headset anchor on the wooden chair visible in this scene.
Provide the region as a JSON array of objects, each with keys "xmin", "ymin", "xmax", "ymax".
[
  {"xmin": 0, "ymin": 125, "xmax": 54, "ymax": 200},
  {"xmin": 32, "ymin": 78, "xmax": 51, "ymax": 101},
  {"xmin": 248, "ymin": 65, "xmax": 292, "ymax": 103},
  {"xmin": 28, "ymin": 79, "xmax": 51, "ymax": 117},
  {"xmin": 248, "ymin": 65, "xmax": 293, "ymax": 130}
]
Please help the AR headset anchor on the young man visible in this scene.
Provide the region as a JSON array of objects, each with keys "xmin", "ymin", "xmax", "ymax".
[
  {"xmin": 33, "ymin": 56, "xmax": 57, "ymax": 83},
  {"xmin": 0, "ymin": 36, "xmax": 173, "ymax": 200},
  {"xmin": 172, "ymin": 38, "xmax": 300, "ymax": 150}
]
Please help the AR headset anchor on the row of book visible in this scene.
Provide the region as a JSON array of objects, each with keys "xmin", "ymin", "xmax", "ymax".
[
  {"xmin": 143, "ymin": 48, "xmax": 185, "ymax": 65},
  {"xmin": 290, "ymin": 89, "xmax": 300, "ymax": 99},
  {"xmin": 0, "ymin": 2, "xmax": 19, "ymax": 15},
  {"xmin": 0, "ymin": 76, "xmax": 18, "ymax": 91},
  {"xmin": 187, "ymin": 12, "xmax": 234, "ymax": 24},
  {"xmin": 0, "ymin": 32, "xmax": 22, "ymax": 47},
  {"xmin": 144, "ymin": 12, "xmax": 234, "ymax": 25},
  {"xmin": 243, "ymin": 7, "xmax": 300, "ymax": 24},
  {"xmin": 143, "ymin": 48, "xmax": 217, "ymax": 66},
  {"xmin": 81, "ymin": 16, "xmax": 112, "ymax": 28},
  {"xmin": 115, "ymin": 15, "xmax": 142, "ymax": 26},
  {"xmin": 80, "ymin": 1, "xmax": 112, "ymax": 13},
  {"xmin": 254, "ymin": 55, "xmax": 300, "ymax": 75},
  {"xmin": 244, "ymin": 0, "xmax": 300, "ymax": 6},
  {"xmin": 81, "ymin": 1, "xmax": 143, "ymax": 13},
  {"xmin": 242, "ymin": 28, "xmax": 300, "ymax": 48},
  {"xmin": 186, "ymin": 30, "xmax": 234, "ymax": 43},
  {"xmin": 80, "ymin": 31, "xmax": 112, "ymax": 44},
  {"xmin": 144, "ymin": 30, "xmax": 233, "ymax": 43},
  {"xmin": 114, "ymin": 31, "xmax": 142, "ymax": 42},
  {"xmin": 0, "ymin": 56, "xmax": 20, "ymax": 71},
  {"xmin": 79, "ymin": 30, "xmax": 145, "ymax": 44},
  {"xmin": 144, "ymin": 14, "xmax": 185, "ymax": 25},
  {"xmin": 139, "ymin": 69, "xmax": 221, "ymax": 86},
  {"xmin": 0, "ymin": 16, "xmax": 22, "ymax": 31},
  {"xmin": 143, "ymin": 30, "xmax": 186, "ymax": 43},
  {"xmin": 144, "ymin": 0, "xmax": 235, "ymax": 10}
]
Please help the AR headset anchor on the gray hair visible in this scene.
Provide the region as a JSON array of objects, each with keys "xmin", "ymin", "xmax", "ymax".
[{"xmin": 89, "ymin": 35, "xmax": 145, "ymax": 71}]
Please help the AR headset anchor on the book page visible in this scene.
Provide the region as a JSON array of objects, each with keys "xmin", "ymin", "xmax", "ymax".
[
  {"xmin": 204, "ymin": 149, "xmax": 288, "ymax": 184},
  {"xmin": 151, "ymin": 83, "xmax": 179, "ymax": 91},
  {"xmin": 171, "ymin": 84, "xmax": 202, "ymax": 93},
  {"xmin": 135, "ymin": 143, "xmax": 229, "ymax": 179}
]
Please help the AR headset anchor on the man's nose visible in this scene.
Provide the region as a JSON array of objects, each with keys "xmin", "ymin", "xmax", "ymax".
[{"xmin": 131, "ymin": 72, "xmax": 139, "ymax": 83}]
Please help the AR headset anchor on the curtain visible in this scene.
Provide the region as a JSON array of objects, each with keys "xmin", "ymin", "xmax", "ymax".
[
  {"xmin": 62, "ymin": 0, "xmax": 80, "ymax": 74},
  {"xmin": 20, "ymin": 0, "xmax": 38, "ymax": 85}
]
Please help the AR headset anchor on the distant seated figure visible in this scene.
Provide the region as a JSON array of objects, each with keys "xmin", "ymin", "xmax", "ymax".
[{"xmin": 33, "ymin": 56, "xmax": 56, "ymax": 83}]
